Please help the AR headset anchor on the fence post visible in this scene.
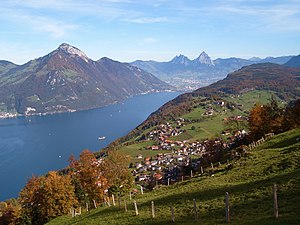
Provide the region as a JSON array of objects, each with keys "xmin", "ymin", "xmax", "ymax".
[
  {"xmin": 171, "ymin": 205, "xmax": 175, "ymax": 222},
  {"xmin": 129, "ymin": 191, "xmax": 132, "ymax": 200},
  {"xmin": 182, "ymin": 175, "xmax": 184, "ymax": 182},
  {"xmin": 134, "ymin": 200, "xmax": 139, "ymax": 216},
  {"xmin": 191, "ymin": 170, "xmax": 193, "ymax": 177},
  {"xmin": 112, "ymin": 194, "xmax": 116, "ymax": 206},
  {"xmin": 168, "ymin": 178, "xmax": 170, "ymax": 186},
  {"xmin": 93, "ymin": 199, "xmax": 97, "ymax": 209},
  {"xmin": 86, "ymin": 202, "xmax": 89, "ymax": 212},
  {"xmin": 124, "ymin": 200, "xmax": 128, "ymax": 212},
  {"xmin": 225, "ymin": 192, "xmax": 230, "ymax": 223},
  {"xmin": 201, "ymin": 166, "xmax": 204, "ymax": 174},
  {"xmin": 151, "ymin": 201, "xmax": 155, "ymax": 218},
  {"xmin": 140, "ymin": 186, "xmax": 144, "ymax": 195},
  {"xmin": 193, "ymin": 198, "xmax": 198, "ymax": 220},
  {"xmin": 274, "ymin": 184, "xmax": 279, "ymax": 219},
  {"xmin": 107, "ymin": 197, "xmax": 111, "ymax": 207},
  {"xmin": 211, "ymin": 162, "xmax": 214, "ymax": 169}
]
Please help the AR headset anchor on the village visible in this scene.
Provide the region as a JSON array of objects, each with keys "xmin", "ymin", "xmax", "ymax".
[
  {"xmin": 131, "ymin": 99, "xmax": 249, "ymax": 188},
  {"xmin": 0, "ymin": 111, "xmax": 18, "ymax": 119}
]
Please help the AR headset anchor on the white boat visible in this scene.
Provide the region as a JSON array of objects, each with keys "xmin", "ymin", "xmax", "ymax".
[{"xmin": 98, "ymin": 136, "xmax": 106, "ymax": 140}]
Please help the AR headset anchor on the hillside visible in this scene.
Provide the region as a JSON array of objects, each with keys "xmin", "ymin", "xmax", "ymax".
[
  {"xmin": 107, "ymin": 63, "xmax": 300, "ymax": 147},
  {"xmin": 0, "ymin": 60, "xmax": 17, "ymax": 74},
  {"xmin": 0, "ymin": 43, "xmax": 172, "ymax": 116},
  {"xmin": 284, "ymin": 54, "xmax": 300, "ymax": 68},
  {"xmin": 47, "ymin": 128, "xmax": 300, "ymax": 225},
  {"xmin": 131, "ymin": 53, "xmax": 293, "ymax": 90}
]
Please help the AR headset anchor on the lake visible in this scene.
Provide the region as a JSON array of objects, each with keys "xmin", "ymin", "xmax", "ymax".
[{"xmin": 0, "ymin": 92, "xmax": 180, "ymax": 201}]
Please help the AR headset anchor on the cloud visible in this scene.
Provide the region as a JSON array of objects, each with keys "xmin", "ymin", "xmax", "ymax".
[
  {"xmin": 11, "ymin": 13, "xmax": 78, "ymax": 38},
  {"xmin": 172, "ymin": 0, "xmax": 300, "ymax": 33},
  {"xmin": 1, "ymin": 0, "xmax": 132, "ymax": 22},
  {"xmin": 124, "ymin": 17, "xmax": 170, "ymax": 24},
  {"xmin": 214, "ymin": 3, "xmax": 300, "ymax": 32}
]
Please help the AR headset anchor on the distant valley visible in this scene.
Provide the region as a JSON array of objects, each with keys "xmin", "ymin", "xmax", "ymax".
[
  {"xmin": 131, "ymin": 52, "xmax": 293, "ymax": 90},
  {"xmin": 0, "ymin": 43, "xmax": 173, "ymax": 118}
]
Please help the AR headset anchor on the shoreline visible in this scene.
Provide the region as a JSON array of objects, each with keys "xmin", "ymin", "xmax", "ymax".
[{"xmin": 0, "ymin": 89, "xmax": 179, "ymax": 120}]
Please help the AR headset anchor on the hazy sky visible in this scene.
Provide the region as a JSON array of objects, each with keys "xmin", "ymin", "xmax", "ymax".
[{"xmin": 1, "ymin": 0, "xmax": 300, "ymax": 64}]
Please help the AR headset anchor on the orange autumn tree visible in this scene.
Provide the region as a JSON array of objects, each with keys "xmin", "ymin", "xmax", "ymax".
[
  {"xmin": 101, "ymin": 150, "xmax": 133, "ymax": 197},
  {"xmin": 18, "ymin": 175, "xmax": 42, "ymax": 225},
  {"xmin": 69, "ymin": 149, "xmax": 108, "ymax": 204},
  {"xmin": 37, "ymin": 171, "xmax": 78, "ymax": 222},
  {"xmin": 248, "ymin": 97, "xmax": 284, "ymax": 140},
  {"xmin": 0, "ymin": 199, "xmax": 21, "ymax": 225},
  {"xmin": 249, "ymin": 104, "xmax": 270, "ymax": 139},
  {"xmin": 18, "ymin": 172, "xmax": 77, "ymax": 225}
]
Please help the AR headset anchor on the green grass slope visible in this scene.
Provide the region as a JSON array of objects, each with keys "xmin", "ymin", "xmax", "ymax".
[{"xmin": 47, "ymin": 128, "xmax": 300, "ymax": 225}]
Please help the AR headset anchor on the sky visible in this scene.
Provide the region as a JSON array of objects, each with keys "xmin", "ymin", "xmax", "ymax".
[{"xmin": 0, "ymin": 0, "xmax": 300, "ymax": 65}]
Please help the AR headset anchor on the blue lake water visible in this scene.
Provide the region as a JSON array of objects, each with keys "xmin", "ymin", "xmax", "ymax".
[{"xmin": 0, "ymin": 92, "xmax": 180, "ymax": 201}]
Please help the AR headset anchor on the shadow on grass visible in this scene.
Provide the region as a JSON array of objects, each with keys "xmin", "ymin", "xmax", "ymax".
[{"xmin": 59, "ymin": 169, "xmax": 300, "ymax": 225}]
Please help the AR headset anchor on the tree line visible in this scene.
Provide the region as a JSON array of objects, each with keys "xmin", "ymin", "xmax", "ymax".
[{"xmin": 248, "ymin": 98, "xmax": 300, "ymax": 140}]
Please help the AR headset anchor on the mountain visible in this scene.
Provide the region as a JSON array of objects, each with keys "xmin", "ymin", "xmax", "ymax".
[
  {"xmin": 0, "ymin": 43, "xmax": 173, "ymax": 116},
  {"xmin": 0, "ymin": 60, "xmax": 17, "ymax": 74},
  {"xmin": 194, "ymin": 63, "xmax": 300, "ymax": 98},
  {"xmin": 170, "ymin": 54, "xmax": 191, "ymax": 65},
  {"xmin": 131, "ymin": 53, "xmax": 293, "ymax": 90},
  {"xmin": 259, "ymin": 56, "xmax": 294, "ymax": 64},
  {"xmin": 284, "ymin": 54, "xmax": 300, "ymax": 68},
  {"xmin": 194, "ymin": 51, "xmax": 214, "ymax": 66}
]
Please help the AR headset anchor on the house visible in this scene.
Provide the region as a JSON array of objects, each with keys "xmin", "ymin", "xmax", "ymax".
[{"xmin": 151, "ymin": 146, "xmax": 159, "ymax": 150}]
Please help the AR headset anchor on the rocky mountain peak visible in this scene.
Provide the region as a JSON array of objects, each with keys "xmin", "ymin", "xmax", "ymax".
[
  {"xmin": 170, "ymin": 54, "xmax": 190, "ymax": 65},
  {"xmin": 57, "ymin": 43, "xmax": 89, "ymax": 62},
  {"xmin": 196, "ymin": 51, "xmax": 214, "ymax": 66}
]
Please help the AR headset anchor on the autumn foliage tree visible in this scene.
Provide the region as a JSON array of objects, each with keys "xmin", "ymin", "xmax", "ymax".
[
  {"xmin": 18, "ymin": 175, "xmax": 42, "ymax": 225},
  {"xmin": 248, "ymin": 97, "xmax": 284, "ymax": 140},
  {"xmin": 68, "ymin": 149, "xmax": 108, "ymax": 204},
  {"xmin": 0, "ymin": 199, "xmax": 21, "ymax": 225},
  {"xmin": 282, "ymin": 99, "xmax": 300, "ymax": 130},
  {"xmin": 248, "ymin": 97, "xmax": 300, "ymax": 140},
  {"xmin": 18, "ymin": 172, "xmax": 77, "ymax": 225},
  {"xmin": 101, "ymin": 151, "xmax": 133, "ymax": 196}
]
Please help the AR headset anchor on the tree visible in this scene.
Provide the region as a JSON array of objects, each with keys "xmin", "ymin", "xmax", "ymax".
[
  {"xmin": 248, "ymin": 98, "xmax": 284, "ymax": 140},
  {"xmin": 0, "ymin": 199, "xmax": 21, "ymax": 225},
  {"xmin": 249, "ymin": 104, "xmax": 270, "ymax": 139},
  {"xmin": 18, "ymin": 175, "xmax": 42, "ymax": 225},
  {"xmin": 37, "ymin": 172, "xmax": 78, "ymax": 223},
  {"xmin": 18, "ymin": 172, "xmax": 77, "ymax": 225},
  {"xmin": 101, "ymin": 151, "xmax": 133, "ymax": 196},
  {"xmin": 283, "ymin": 99, "xmax": 300, "ymax": 130},
  {"xmin": 69, "ymin": 149, "xmax": 108, "ymax": 204}
]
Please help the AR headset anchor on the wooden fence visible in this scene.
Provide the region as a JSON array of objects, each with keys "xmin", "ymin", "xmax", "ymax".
[{"xmin": 70, "ymin": 183, "xmax": 280, "ymax": 223}]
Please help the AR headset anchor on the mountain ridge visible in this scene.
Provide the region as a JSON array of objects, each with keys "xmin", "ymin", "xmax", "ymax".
[
  {"xmin": 131, "ymin": 53, "xmax": 293, "ymax": 90},
  {"xmin": 284, "ymin": 54, "xmax": 300, "ymax": 68},
  {"xmin": 0, "ymin": 43, "xmax": 173, "ymax": 117}
]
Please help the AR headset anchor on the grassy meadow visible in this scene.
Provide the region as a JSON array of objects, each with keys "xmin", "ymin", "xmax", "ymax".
[{"xmin": 47, "ymin": 128, "xmax": 300, "ymax": 225}]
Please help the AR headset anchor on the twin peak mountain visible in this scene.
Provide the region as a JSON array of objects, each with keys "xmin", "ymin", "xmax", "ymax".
[
  {"xmin": 0, "ymin": 43, "xmax": 172, "ymax": 115},
  {"xmin": 171, "ymin": 52, "xmax": 214, "ymax": 66}
]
